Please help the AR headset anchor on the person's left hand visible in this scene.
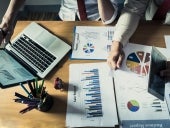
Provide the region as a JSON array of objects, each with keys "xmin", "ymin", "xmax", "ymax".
[{"xmin": 0, "ymin": 16, "xmax": 14, "ymax": 46}]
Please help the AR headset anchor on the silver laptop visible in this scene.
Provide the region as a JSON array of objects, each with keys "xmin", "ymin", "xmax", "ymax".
[{"xmin": 0, "ymin": 22, "xmax": 71, "ymax": 88}]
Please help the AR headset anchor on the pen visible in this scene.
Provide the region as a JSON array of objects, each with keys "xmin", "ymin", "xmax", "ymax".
[
  {"xmin": 19, "ymin": 105, "xmax": 36, "ymax": 114},
  {"xmin": 28, "ymin": 81, "xmax": 36, "ymax": 97},
  {"xmin": 15, "ymin": 92, "xmax": 30, "ymax": 100},
  {"xmin": 41, "ymin": 79, "xmax": 44, "ymax": 87},
  {"xmin": 39, "ymin": 79, "xmax": 44, "ymax": 94},
  {"xmin": 35, "ymin": 78, "xmax": 38, "ymax": 94},
  {"xmin": 14, "ymin": 98, "xmax": 39, "ymax": 105},
  {"xmin": 20, "ymin": 83, "xmax": 32, "ymax": 98}
]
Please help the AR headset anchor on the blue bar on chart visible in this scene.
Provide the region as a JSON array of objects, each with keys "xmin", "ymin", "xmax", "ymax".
[{"xmin": 81, "ymin": 68, "xmax": 103, "ymax": 118}]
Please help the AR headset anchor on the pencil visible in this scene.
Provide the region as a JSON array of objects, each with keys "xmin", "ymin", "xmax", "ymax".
[
  {"xmin": 28, "ymin": 81, "xmax": 36, "ymax": 97},
  {"xmin": 19, "ymin": 105, "xmax": 36, "ymax": 114},
  {"xmin": 15, "ymin": 92, "xmax": 30, "ymax": 100},
  {"xmin": 35, "ymin": 78, "xmax": 39, "ymax": 95}
]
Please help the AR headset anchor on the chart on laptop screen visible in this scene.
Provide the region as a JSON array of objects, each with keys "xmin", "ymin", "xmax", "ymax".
[{"xmin": 0, "ymin": 50, "xmax": 35, "ymax": 87}]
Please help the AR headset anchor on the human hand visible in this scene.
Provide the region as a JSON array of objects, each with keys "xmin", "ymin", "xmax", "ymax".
[
  {"xmin": 107, "ymin": 41, "xmax": 124, "ymax": 70},
  {"xmin": 0, "ymin": 16, "xmax": 14, "ymax": 47}
]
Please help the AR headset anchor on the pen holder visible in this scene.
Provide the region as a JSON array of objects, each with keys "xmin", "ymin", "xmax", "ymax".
[
  {"xmin": 37, "ymin": 93, "xmax": 53, "ymax": 112},
  {"xmin": 15, "ymin": 80, "xmax": 54, "ymax": 114}
]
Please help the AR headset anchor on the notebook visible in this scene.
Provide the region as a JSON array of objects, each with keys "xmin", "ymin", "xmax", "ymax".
[{"xmin": 0, "ymin": 22, "xmax": 71, "ymax": 88}]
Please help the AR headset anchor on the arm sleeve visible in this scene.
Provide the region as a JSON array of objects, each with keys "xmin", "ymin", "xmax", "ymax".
[
  {"xmin": 113, "ymin": 0, "xmax": 149, "ymax": 46},
  {"xmin": 98, "ymin": 0, "xmax": 118, "ymax": 25},
  {"xmin": 102, "ymin": 3, "xmax": 118, "ymax": 24}
]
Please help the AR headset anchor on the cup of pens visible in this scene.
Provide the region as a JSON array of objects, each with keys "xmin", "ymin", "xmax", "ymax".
[{"xmin": 14, "ymin": 79, "xmax": 53, "ymax": 114}]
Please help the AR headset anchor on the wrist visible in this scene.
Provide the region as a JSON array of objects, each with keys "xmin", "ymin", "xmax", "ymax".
[
  {"xmin": 112, "ymin": 41, "xmax": 123, "ymax": 50},
  {"xmin": 3, "ymin": 13, "xmax": 15, "ymax": 25},
  {"xmin": 1, "ymin": 13, "xmax": 15, "ymax": 30},
  {"xmin": 0, "ymin": 15, "xmax": 15, "ymax": 38}
]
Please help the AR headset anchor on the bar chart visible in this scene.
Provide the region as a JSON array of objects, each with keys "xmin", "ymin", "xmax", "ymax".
[
  {"xmin": 81, "ymin": 68, "xmax": 103, "ymax": 118},
  {"xmin": 66, "ymin": 62, "xmax": 118, "ymax": 127}
]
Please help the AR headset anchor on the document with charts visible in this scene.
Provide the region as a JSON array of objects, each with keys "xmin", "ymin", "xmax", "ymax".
[
  {"xmin": 71, "ymin": 26, "xmax": 115, "ymax": 60},
  {"xmin": 113, "ymin": 43, "xmax": 170, "ymax": 128},
  {"xmin": 66, "ymin": 62, "xmax": 118, "ymax": 127},
  {"xmin": 164, "ymin": 35, "xmax": 170, "ymax": 49}
]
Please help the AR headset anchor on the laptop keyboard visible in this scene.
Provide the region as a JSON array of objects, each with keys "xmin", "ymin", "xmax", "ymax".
[{"xmin": 11, "ymin": 34, "xmax": 56, "ymax": 72}]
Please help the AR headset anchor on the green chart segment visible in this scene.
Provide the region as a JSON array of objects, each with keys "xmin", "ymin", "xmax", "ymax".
[
  {"xmin": 126, "ymin": 51, "xmax": 150, "ymax": 76},
  {"xmin": 127, "ymin": 100, "xmax": 140, "ymax": 112}
]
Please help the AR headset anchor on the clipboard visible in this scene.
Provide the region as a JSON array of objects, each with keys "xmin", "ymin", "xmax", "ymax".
[{"xmin": 70, "ymin": 26, "xmax": 115, "ymax": 60}]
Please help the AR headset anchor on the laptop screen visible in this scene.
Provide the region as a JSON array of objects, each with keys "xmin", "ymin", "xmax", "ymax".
[{"xmin": 0, "ymin": 50, "xmax": 35, "ymax": 87}]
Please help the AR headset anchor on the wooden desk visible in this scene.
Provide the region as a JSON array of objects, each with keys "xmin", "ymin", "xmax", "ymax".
[{"xmin": 0, "ymin": 21, "xmax": 170, "ymax": 128}]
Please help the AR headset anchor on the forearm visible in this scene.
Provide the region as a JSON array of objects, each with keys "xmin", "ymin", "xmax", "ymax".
[
  {"xmin": 0, "ymin": 0, "xmax": 25, "ymax": 43},
  {"xmin": 113, "ymin": 0, "xmax": 149, "ymax": 46},
  {"xmin": 97, "ymin": 0, "xmax": 117, "ymax": 24},
  {"xmin": 113, "ymin": 11, "xmax": 140, "ymax": 46},
  {"xmin": 3, "ymin": 0, "xmax": 25, "ymax": 23}
]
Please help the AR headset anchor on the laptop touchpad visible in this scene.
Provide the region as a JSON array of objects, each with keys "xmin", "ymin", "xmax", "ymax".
[{"xmin": 35, "ymin": 31, "xmax": 60, "ymax": 51}]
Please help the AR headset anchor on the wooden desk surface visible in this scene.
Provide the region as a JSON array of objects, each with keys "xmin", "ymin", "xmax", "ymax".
[{"xmin": 0, "ymin": 21, "xmax": 170, "ymax": 128}]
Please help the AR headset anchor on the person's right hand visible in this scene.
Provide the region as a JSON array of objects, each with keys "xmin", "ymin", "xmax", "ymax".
[{"xmin": 107, "ymin": 41, "xmax": 125, "ymax": 70}]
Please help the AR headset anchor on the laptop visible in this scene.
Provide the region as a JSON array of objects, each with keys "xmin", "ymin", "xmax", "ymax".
[
  {"xmin": 0, "ymin": 22, "xmax": 71, "ymax": 88},
  {"xmin": 148, "ymin": 47, "xmax": 167, "ymax": 101}
]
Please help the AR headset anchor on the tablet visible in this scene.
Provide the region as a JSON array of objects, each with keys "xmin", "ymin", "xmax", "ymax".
[{"xmin": 148, "ymin": 47, "xmax": 167, "ymax": 101}]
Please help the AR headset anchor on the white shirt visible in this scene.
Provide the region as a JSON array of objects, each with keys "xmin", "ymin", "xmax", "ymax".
[{"xmin": 59, "ymin": 0, "xmax": 118, "ymax": 24}]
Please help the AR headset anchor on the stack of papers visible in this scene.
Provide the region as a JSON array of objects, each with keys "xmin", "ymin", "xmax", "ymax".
[
  {"xmin": 67, "ymin": 25, "xmax": 170, "ymax": 127},
  {"xmin": 114, "ymin": 43, "xmax": 170, "ymax": 128}
]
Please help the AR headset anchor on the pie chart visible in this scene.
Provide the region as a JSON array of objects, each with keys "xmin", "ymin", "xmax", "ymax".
[
  {"xmin": 127, "ymin": 100, "xmax": 140, "ymax": 112},
  {"xmin": 83, "ymin": 42, "xmax": 95, "ymax": 54},
  {"xmin": 126, "ymin": 51, "xmax": 150, "ymax": 76}
]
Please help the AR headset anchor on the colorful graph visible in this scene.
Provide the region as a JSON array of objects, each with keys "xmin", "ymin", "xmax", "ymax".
[
  {"xmin": 126, "ymin": 51, "xmax": 150, "ymax": 76},
  {"xmin": 83, "ymin": 42, "xmax": 95, "ymax": 54},
  {"xmin": 127, "ymin": 100, "xmax": 140, "ymax": 112}
]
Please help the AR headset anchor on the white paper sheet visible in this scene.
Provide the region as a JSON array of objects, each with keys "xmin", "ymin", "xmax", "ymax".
[
  {"xmin": 164, "ymin": 35, "xmax": 170, "ymax": 49},
  {"xmin": 113, "ymin": 43, "xmax": 170, "ymax": 123},
  {"xmin": 71, "ymin": 26, "xmax": 115, "ymax": 60},
  {"xmin": 66, "ymin": 62, "xmax": 118, "ymax": 127}
]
